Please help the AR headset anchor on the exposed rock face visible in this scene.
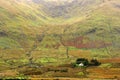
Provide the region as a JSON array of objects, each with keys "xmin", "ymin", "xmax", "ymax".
[{"xmin": 31, "ymin": 0, "xmax": 103, "ymax": 18}]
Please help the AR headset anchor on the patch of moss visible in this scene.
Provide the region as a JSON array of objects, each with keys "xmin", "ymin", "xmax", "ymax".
[
  {"xmin": 99, "ymin": 63, "xmax": 113, "ymax": 68},
  {"xmin": 77, "ymin": 72, "xmax": 85, "ymax": 76}
]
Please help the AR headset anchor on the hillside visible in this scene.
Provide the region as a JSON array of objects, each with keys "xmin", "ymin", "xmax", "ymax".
[
  {"xmin": 41, "ymin": 0, "xmax": 103, "ymax": 18},
  {"xmin": 0, "ymin": 0, "xmax": 120, "ymax": 79},
  {"xmin": 0, "ymin": 0, "xmax": 120, "ymax": 55}
]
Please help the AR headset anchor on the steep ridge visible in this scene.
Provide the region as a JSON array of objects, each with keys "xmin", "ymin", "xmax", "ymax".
[{"xmin": 41, "ymin": 0, "xmax": 103, "ymax": 18}]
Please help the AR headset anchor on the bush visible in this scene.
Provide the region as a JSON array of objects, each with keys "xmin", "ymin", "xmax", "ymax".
[
  {"xmin": 72, "ymin": 58, "xmax": 101, "ymax": 68},
  {"xmin": 90, "ymin": 59, "xmax": 101, "ymax": 66},
  {"xmin": 76, "ymin": 58, "xmax": 89, "ymax": 66},
  {"xmin": 71, "ymin": 62, "xmax": 76, "ymax": 68}
]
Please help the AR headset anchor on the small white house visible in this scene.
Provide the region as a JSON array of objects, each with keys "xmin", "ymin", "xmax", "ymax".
[{"xmin": 79, "ymin": 63, "xmax": 84, "ymax": 67}]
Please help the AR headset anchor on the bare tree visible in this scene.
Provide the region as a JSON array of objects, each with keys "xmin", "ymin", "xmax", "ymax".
[{"xmin": 59, "ymin": 26, "xmax": 71, "ymax": 58}]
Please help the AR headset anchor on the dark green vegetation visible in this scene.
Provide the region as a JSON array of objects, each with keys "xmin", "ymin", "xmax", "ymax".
[
  {"xmin": 72, "ymin": 58, "xmax": 101, "ymax": 67},
  {"xmin": 0, "ymin": 0, "xmax": 120, "ymax": 79},
  {"xmin": 75, "ymin": 58, "xmax": 89, "ymax": 66}
]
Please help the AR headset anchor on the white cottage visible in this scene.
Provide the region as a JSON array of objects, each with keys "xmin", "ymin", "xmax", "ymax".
[{"xmin": 79, "ymin": 63, "xmax": 84, "ymax": 67}]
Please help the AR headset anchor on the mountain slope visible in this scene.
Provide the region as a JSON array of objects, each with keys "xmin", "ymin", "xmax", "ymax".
[
  {"xmin": 0, "ymin": 0, "xmax": 53, "ymax": 27},
  {"xmin": 41, "ymin": 0, "xmax": 103, "ymax": 18},
  {"xmin": 0, "ymin": 0, "xmax": 52, "ymax": 49},
  {"xmin": 0, "ymin": 0, "xmax": 120, "ymax": 58}
]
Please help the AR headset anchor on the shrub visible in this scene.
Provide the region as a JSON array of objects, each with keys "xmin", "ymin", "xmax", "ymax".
[
  {"xmin": 76, "ymin": 58, "xmax": 89, "ymax": 66},
  {"xmin": 90, "ymin": 59, "xmax": 101, "ymax": 66}
]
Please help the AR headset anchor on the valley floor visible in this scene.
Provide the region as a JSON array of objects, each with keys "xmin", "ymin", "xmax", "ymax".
[{"xmin": 0, "ymin": 58, "xmax": 120, "ymax": 79}]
